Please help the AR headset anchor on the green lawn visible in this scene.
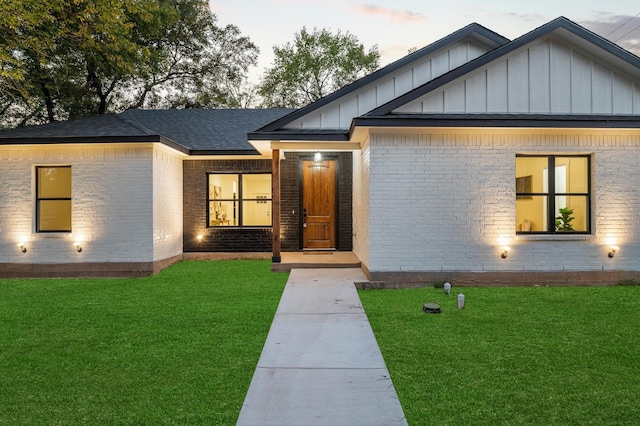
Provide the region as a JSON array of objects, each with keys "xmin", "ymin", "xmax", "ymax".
[
  {"xmin": 0, "ymin": 260, "xmax": 288, "ymax": 425},
  {"xmin": 359, "ymin": 285, "xmax": 640, "ymax": 425}
]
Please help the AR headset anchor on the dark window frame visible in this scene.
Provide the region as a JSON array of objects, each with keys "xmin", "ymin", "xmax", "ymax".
[
  {"xmin": 35, "ymin": 165, "xmax": 72, "ymax": 233},
  {"xmin": 516, "ymin": 154, "xmax": 591, "ymax": 234},
  {"xmin": 206, "ymin": 172, "xmax": 272, "ymax": 228}
]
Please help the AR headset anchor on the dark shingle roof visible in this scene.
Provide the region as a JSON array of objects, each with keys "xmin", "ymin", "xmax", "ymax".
[
  {"xmin": 119, "ymin": 109, "xmax": 294, "ymax": 153},
  {"xmin": 0, "ymin": 114, "xmax": 155, "ymax": 140},
  {"xmin": 0, "ymin": 108, "xmax": 294, "ymax": 154}
]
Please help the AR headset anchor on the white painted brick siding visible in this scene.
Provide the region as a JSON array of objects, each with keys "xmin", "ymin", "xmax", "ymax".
[
  {"xmin": 352, "ymin": 138, "xmax": 371, "ymax": 267},
  {"xmin": 0, "ymin": 144, "xmax": 182, "ymax": 264},
  {"xmin": 357, "ymin": 130, "xmax": 640, "ymax": 274},
  {"xmin": 152, "ymin": 145, "xmax": 183, "ymax": 261}
]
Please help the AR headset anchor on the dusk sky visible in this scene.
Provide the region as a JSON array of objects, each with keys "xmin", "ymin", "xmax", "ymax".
[{"xmin": 210, "ymin": 0, "xmax": 640, "ymax": 83}]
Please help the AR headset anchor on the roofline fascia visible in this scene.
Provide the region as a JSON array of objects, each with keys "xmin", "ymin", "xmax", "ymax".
[
  {"xmin": 188, "ymin": 149, "xmax": 262, "ymax": 156},
  {"xmin": 0, "ymin": 135, "xmax": 191, "ymax": 155},
  {"xmin": 353, "ymin": 114, "xmax": 640, "ymax": 129},
  {"xmin": 366, "ymin": 17, "xmax": 640, "ymax": 117},
  {"xmin": 248, "ymin": 131, "xmax": 349, "ymax": 141},
  {"xmin": 254, "ymin": 23, "xmax": 511, "ymax": 133}
]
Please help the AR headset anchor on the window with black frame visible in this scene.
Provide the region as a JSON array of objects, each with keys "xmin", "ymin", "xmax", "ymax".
[
  {"xmin": 36, "ymin": 166, "xmax": 72, "ymax": 232},
  {"xmin": 207, "ymin": 173, "xmax": 272, "ymax": 227},
  {"xmin": 515, "ymin": 155, "xmax": 590, "ymax": 233}
]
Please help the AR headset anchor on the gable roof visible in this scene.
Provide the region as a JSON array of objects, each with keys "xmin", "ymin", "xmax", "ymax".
[
  {"xmin": 252, "ymin": 17, "xmax": 640, "ymax": 142},
  {"xmin": 0, "ymin": 108, "xmax": 294, "ymax": 155},
  {"xmin": 366, "ymin": 16, "xmax": 640, "ymax": 117},
  {"xmin": 252, "ymin": 22, "xmax": 510, "ymax": 136}
]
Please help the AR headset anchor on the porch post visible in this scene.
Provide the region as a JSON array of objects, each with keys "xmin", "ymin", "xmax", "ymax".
[{"xmin": 271, "ymin": 148, "xmax": 281, "ymax": 263}]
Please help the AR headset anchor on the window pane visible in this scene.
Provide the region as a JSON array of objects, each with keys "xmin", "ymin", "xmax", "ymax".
[
  {"xmin": 516, "ymin": 195, "xmax": 548, "ymax": 232},
  {"xmin": 243, "ymin": 201, "xmax": 272, "ymax": 226},
  {"xmin": 555, "ymin": 157, "xmax": 588, "ymax": 193},
  {"xmin": 209, "ymin": 201, "xmax": 238, "ymax": 226},
  {"xmin": 209, "ymin": 174, "xmax": 238, "ymax": 200},
  {"xmin": 38, "ymin": 167, "xmax": 71, "ymax": 198},
  {"xmin": 39, "ymin": 200, "xmax": 72, "ymax": 231},
  {"xmin": 242, "ymin": 174, "xmax": 272, "ymax": 199},
  {"xmin": 516, "ymin": 157, "xmax": 548, "ymax": 193},
  {"xmin": 555, "ymin": 196, "xmax": 588, "ymax": 232}
]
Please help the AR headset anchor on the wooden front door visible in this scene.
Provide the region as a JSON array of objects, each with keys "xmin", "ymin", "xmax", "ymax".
[{"xmin": 302, "ymin": 159, "xmax": 336, "ymax": 249}]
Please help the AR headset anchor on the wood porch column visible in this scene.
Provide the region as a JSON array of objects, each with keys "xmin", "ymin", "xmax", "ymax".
[{"xmin": 271, "ymin": 148, "xmax": 281, "ymax": 263}]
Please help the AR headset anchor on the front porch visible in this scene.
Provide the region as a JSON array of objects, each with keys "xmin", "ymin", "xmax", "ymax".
[{"xmin": 183, "ymin": 251, "xmax": 361, "ymax": 272}]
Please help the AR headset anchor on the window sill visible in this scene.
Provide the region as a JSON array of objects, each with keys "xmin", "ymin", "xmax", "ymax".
[
  {"xmin": 34, "ymin": 232, "xmax": 73, "ymax": 237},
  {"xmin": 516, "ymin": 234, "xmax": 594, "ymax": 241}
]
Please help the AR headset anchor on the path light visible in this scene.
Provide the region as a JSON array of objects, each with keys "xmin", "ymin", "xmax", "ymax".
[
  {"xmin": 501, "ymin": 246, "xmax": 511, "ymax": 259},
  {"xmin": 608, "ymin": 245, "xmax": 619, "ymax": 258},
  {"xmin": 457, "ymin": 293, "xmax": 465, "ymax": 309},
  {"xmin": 444, "ymin": 282, "xmax": 451, "ymax": 295}
]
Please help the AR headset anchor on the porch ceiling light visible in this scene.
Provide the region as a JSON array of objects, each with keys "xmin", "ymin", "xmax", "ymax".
[
  {"xmin": 501, "ymin": 246, "xmax": 511, "ymax": 259},
  {"xmin": 314, "ymin": 152, "xmax": 322, "ymax": 163},
  {"xmin": 608, "ymin": 245, "xmax": 619, "ymax": 258}
]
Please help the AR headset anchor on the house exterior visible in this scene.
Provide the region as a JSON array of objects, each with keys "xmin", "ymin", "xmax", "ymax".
[{"xmin": 2, "ymin": 17, "xmax": 640, "ymax": 284}]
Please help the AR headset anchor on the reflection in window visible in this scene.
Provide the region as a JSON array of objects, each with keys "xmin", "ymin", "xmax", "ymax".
[
  {"xmin": 208, "ymin": 173, "xmax": 272, "ymax": 227},
  {"xmin": 36, "ymin": 166, "xmax": 72, "ymax": 232},
  {"xmin": 516, "ymin": 155, "xmax": 590, "ymax": 233}
]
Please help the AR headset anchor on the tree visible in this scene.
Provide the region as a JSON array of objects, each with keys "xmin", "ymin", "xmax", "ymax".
[
  {"xmin": 0, "ymin": 0, "xmax": 259, "ymax": 127},
  {"xmin": 258, "ymin": 27, "xmax": 380, "ymax": 108}
]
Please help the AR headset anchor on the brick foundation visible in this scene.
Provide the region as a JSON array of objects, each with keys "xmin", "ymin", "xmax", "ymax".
[{"xmin": 358, "ymin": 267, "xmax": 640, "ymax": 288}]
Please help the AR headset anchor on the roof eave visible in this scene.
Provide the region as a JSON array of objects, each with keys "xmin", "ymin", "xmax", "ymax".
[
  {"xmin": 0, "ymin": 135, "xmax": 191, "ymax": 154},
  {"xmin": 354, "ymin": 114, "xmax": 640, "ymax": 129},
  {"xmin": 248, "ymin": 131, "xmax": 349, "ymax": 141}
]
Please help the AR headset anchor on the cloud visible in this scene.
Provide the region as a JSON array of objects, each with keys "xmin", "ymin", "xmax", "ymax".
[
  {"xmin": 353, "ymin": 4, "xmax": 428, "ymax": 24},
  {"xmin": 580, "ymin": 13, "xmax": 640, "ymax": 56}
]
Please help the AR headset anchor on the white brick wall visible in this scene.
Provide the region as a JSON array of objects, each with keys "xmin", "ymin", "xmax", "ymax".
[
  {"xmin": 152, "ymin": 145, "xmax": 183, "ymax": 261},
  {"xmin": 359, "ymin": 130, "xmax": 640, "ymax": 273},
  {"xmin": 352, "ymin": 138, "xmax": 371, "ymax": 267},
  {"xmin": 0, "ymin": 144, "xmax": 166, "ymax": 264}
]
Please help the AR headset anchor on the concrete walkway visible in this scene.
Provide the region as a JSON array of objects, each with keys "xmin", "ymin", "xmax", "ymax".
[{"xmin": 236, "ymin": 268, "xmax": 407, "ymax": 426}]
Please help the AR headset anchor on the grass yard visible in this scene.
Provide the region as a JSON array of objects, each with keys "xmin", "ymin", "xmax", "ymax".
[
  {"xmin": 359, "ymin": 285, "xmax": 640, "ymax": 425},
  {"xmin": 0, "ymin": 260, "xmax": 288, "ymax": 425}
]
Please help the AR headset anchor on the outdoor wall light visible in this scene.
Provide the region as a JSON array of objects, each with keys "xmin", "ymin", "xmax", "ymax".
[
  {"xmin": 18, "ymin": 243, "xmax": 27, "ymax": 253},
  {"xmin": 314, "ymin": 152, "xmax": 322, "ymax": 163},
  {"xmin": 197, "ymin": 234, "xmax": 203, "ymax": 242},
  {"xmin": 74, "ymin": 241, "xmax": 83, "ymax": 253},
  {"xmin": 501, "ymin": 246, "xmax": 511, "ymax": 259},
  {"xmin": 608, "ymin": 245, "xmax": 619, "ymax": 258}
]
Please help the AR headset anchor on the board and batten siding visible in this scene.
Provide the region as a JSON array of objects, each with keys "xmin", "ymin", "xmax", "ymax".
[
  {"xmin": 395, "ymin": 39, "xmax": 640, "ymax": 115},
  {"xmin": 284, "ymin": 40, "xmax": 492, "ymax": 130},
  {"xmin": 363, "ymin": 130, "xmax": 640, "ymax": 275}
]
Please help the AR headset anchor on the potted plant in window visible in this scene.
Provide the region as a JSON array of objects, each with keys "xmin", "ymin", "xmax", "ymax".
[{"xmin": 555, "ymin": 207, "xmax": 575, "ymax": 231}]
